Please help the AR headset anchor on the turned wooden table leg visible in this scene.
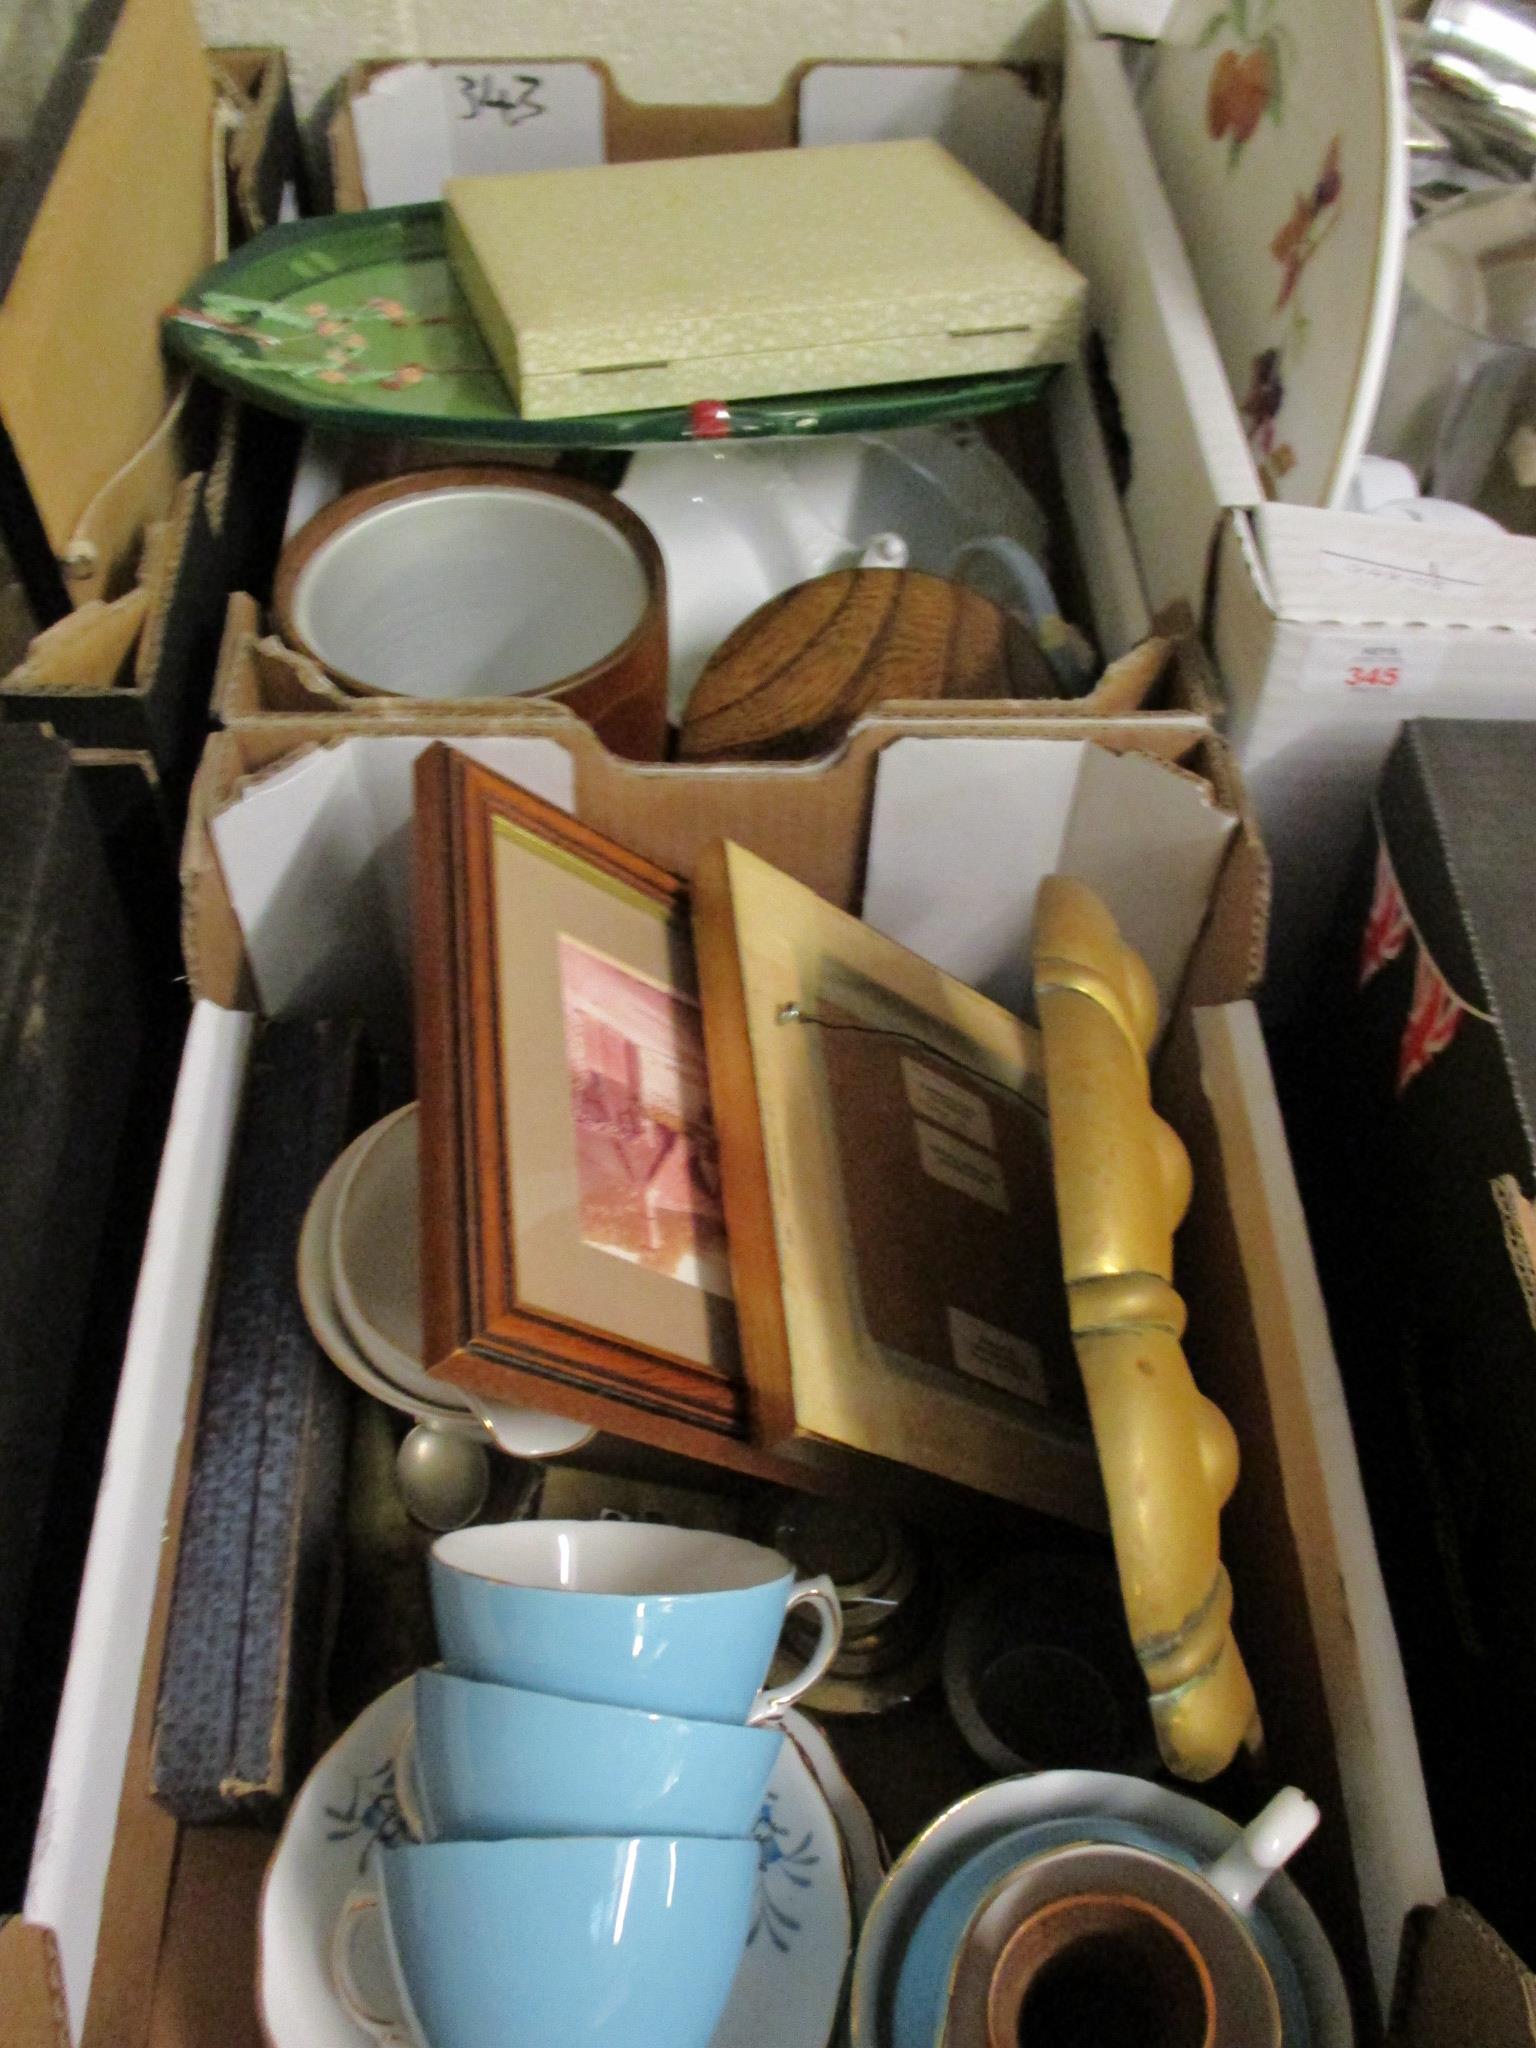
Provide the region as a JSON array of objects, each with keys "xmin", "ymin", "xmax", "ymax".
[{"xmin": 1033, "ymin": 875, "xmax": 1259, "ymax": 1782}]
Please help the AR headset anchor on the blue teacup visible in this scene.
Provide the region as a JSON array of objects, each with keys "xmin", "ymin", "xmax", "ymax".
[
  {"xmin": 333, "ymin": 1834, "xmax": 758, "ymax": 2048},
  {"xmin": 429, "ymin": 1519, "xmax": 841, "ymax": 1723},
  {"xmin": 395, "ymin": 1666, "xmax": 783, "ymax": 1841}
]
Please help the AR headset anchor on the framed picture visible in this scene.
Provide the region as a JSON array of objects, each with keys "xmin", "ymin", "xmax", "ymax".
[
  {"xmin": 693, "ymin": 837, "xmax": 1105, "ymax": 1527},
  {"xmin": 414, "ymin": 747, "xmax": 775, "ymax": 1468}
]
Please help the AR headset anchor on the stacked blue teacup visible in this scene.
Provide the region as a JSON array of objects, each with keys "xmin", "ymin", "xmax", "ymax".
[{"xmin": 333, "ymin": 1518, "xmax": 842, "ymax": 2048}]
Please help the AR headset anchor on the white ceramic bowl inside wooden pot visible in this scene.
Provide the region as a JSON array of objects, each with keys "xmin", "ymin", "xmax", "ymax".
[{"xmin": 273, "ymin": 466, "xmax": 668, "ymax": 759}]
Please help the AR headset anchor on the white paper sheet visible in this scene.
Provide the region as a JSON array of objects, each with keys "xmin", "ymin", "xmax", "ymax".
[
  {"xmin": 351, "ymin": 60, "xmax": 607, "ymax": 207},
  {"xmin": 210, "ymin": 737, "xmax": 575, "ymax": 1038},
  {"xmin": 26, "ymin": 1003, "xmax": 255, "ymax": 2039},
  {"xmin": 861, "ymin": 736, "xmax": 1235, "ymax": 1018}
]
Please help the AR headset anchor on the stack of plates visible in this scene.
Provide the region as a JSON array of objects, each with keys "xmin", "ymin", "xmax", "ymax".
[{"xmin": 297, "ymin": 1103, "xmax": 595, "ymax": 1459}]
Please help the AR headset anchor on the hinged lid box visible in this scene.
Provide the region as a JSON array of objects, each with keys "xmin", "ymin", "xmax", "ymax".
[{"xmin": 444, "ymin": 139, "xmax": 1085, "ymax": 417}]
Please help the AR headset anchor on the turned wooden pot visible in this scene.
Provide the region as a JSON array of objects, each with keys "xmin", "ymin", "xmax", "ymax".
[{"xmin": 273, "ymin": 466, "xmax": 669, "ymax": 761}]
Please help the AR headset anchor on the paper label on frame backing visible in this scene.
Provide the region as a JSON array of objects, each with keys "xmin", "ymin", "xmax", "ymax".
[
  {"xmin": 816, "ymin": 1019, "xmax": 1083, "ymax": 1423},
  {"xmin": 915, "ymin": 1119, "xmax": 1011, "ymax": 1213},
  {"xmin": 947, "ymin": 1306, "xmax": 1049, "ymax": 1405},
  {"xmin": 901, "ymin": 1054, "xmax": 997, "ymax": 1150}
]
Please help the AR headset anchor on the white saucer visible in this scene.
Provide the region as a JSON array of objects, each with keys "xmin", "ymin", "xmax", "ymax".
[
  {"xmin": 258, "ymin": 1681, "xmax": 854, "ymax": 2048},
  {"xmin": 782, "ymin": 1708, "xmax": 886, "ymax": 1929},
  {"xmin": 299, "ymin": 1120, "xmax": 595, "ymax": 1458},
  {"xmin": 849, "ymin": 1770, "xmax": 1351, "ymax": 2048}
]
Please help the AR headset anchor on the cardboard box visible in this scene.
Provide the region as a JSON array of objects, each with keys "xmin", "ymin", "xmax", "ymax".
[
  {"xmin": 10, "ymin": 703, "xmax": 1456, "ymax": 2048},
  {"xmin": 9, "ymin": 11, "xmax": 1529, "ymax": 2044},
  {"xmin": 211, "ymin": 230, "xmax": 1166, "ymax": 742},
  {"xmin": 212, "ymin": 585, "xmax": 1199, "ymax": 732},
  {"xmin": 206, "ymin": 345, "xmax": 1178, "ymax": 736},
  {"xmin": 0, "ymin": 12, "xmax": 303, "ymax": 794},
  {"xmin": 1056, "ymin": 19, "xmax": 1536, "ymax": 1002},
  {"xmin": 325, "ymin": 47, "xmax": 1061, "ymax": 215},
  {"xmin": 321, "ymin": 15, "xmax": 1536, "ymax": 1010},
  {"xmin": 1288, "ymin": 719, "xmax": 1536, "ymax": 1971},
  {"xmin": 1211, "ymin": 508, "xmax": 1536, "ymax": 995}
]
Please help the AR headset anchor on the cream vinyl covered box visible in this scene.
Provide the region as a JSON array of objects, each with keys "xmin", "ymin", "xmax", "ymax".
[{"xmin": 443, "ymin": 139, "xmax": 1085, "ymax": 419}]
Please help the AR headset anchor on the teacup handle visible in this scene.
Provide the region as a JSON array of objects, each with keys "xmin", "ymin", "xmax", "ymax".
[
  {"xmin": 748, "ymin": 1574, "xmax": 842, "ymax": 1724},
  {"xmin": 1204, "ymin": 1787, "xmax": 1320, "ymax": 1914},
  {"xmin": 391, "ymin": 1716, "xmax": 427, "ymax": 1844},
  {"xmin": 332, "ymin": 1884, "xmax": 413, "ymax": 2046}
]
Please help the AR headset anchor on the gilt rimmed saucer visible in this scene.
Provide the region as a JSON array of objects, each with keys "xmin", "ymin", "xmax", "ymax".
[{"xmin": 849, "ymin": 1771, "xmax": 1351, "ymax": 2048}]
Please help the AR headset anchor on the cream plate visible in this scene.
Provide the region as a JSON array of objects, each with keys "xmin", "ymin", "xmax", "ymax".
[
  {"xmin": 1139, "ymin": 0, "xmax": 1406, "ymax": 506},
  {"xmin": 849, "ymin": 1770, "xmax": 1351, "ymax": 2048},
  {"xmin": 329, "ymin": 1106, "xmax": 441, "ymax": 1398},
  {"xmin": 299, "ymin": 1141, "xmax": 475, "ymax": 1431},
  {"xmin": 326, "ymin": 1109, "xmax": 594, "ymax": 1457},
  {"xmin": 301, "ymin": 1125, "xmax": 595, "ymax": 1457},
  {"xmin": 258, "ymin": 1682, "xmax": 854, "ymax": 2048}
]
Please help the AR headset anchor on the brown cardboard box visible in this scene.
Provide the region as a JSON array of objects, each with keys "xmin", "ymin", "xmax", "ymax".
[
  {"xmin": 18, "ymin": 711, "xmax": 1339, "ymax": 2048},
  {"xmin": 18, "ymin": 643, "xmax": 1527, "ymax": 2048},
  {"xmin": 13, "ymin": 25, "xmax": 1534, "ymax": 2048},
  {"xmin": 210, "ymin": 584, "xmax": 1203, "ymax": 734},
  {"xmin": 0, "ymin": 7, "xmax": 303, "ymax": 792},
  {"xmin": 328, "ymin": 58, "xmax": 811, "ymax": 214}
]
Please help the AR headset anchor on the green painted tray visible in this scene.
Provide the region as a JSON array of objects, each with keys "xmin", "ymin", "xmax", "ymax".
[{"xmin": 163, "ymin": 204, "xmax": 1056, "ymax": 447}]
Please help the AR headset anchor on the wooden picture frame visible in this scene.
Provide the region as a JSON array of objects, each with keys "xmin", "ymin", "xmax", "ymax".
[
  {"xmin": 692, "ymin": 837, "xmax": 1105, "ymax": 1528},
  {"xmin": 414, "ymin": 747, "xmax": 780, "ymax": 1470}
]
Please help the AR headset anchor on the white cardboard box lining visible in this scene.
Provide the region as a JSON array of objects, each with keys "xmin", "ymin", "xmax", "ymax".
[{"xmin": 207, "ymin": 733, "xmax": 1233, "ymax": 1037}]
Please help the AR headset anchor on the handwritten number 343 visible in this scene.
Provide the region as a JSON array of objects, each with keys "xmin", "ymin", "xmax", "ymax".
[{"xmin": 457, "ymin": 73, "xmax": 546, "ymax": 126}]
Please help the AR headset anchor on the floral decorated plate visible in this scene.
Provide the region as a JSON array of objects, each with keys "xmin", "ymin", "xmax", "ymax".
[
  {"xmin": 258, "ymin": 1680, "xmax": 854, "ymax": 2048},
  {"xmin": 163, "ymin": 204, "xmax": 1053, "ymax": 448},
  {"xmin": 1138, "ymin": 0, "xmax": 1407, "ymax": 505}
]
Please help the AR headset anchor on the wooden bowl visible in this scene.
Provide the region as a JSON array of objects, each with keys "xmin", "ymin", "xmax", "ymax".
[{"xmin": 677, "ymin": 567, "xmax": 1059, "ymax": 762}]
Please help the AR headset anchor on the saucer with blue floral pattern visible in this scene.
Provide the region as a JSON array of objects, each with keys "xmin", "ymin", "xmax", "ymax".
[{"xmin": 258, "ymin": 1677, "xmax": 853, "ymax": 2048}]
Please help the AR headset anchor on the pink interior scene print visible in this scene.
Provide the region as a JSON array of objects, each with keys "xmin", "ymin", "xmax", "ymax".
[{"xmin": 557, "ymin": 936, "xmax": 732, "ymax": 1297}]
